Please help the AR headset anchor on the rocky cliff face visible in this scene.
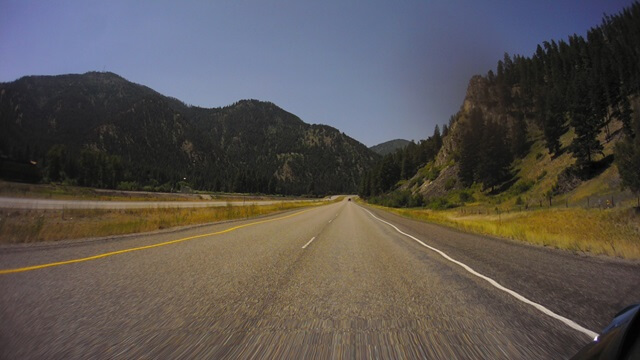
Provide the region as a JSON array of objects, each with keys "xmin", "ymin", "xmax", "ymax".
[{"xmin": 425, "ymin": 74, "xmax": 519, "ymax": 197}]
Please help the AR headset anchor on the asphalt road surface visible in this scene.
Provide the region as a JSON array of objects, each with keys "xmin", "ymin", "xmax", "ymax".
[
  {"xmin": 1, "ymin": 198, "xmax": 639, "ymax": 359},
  {"xmin": 0, "ymin": 196, "xmax": 323, "ymax": 210}
]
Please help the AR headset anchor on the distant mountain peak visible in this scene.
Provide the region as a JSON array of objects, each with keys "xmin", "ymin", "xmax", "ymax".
[{"xmin": 370, "ymin": 139, "xmax": 411, "ymax": 155}]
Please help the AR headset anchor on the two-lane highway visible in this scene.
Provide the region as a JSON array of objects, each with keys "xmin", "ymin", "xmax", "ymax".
[{"xmin": 1, "ymin": 198, "xmax": 639, "ymax": 359}]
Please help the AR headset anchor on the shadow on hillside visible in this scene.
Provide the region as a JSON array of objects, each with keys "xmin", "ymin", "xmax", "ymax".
[
  {"xmin": 551, "ymin": 147, "xmax": 567, "ymax": 159},
  {"xmin": 489, "ymin": 175, "xmax": 519, "ymax": 195},
  {"xmin": 583, "ymin": 154, "xmax": 614, "ymax": 180}
]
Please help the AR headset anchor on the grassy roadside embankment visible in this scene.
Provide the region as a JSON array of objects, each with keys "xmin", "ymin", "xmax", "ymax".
[
  {"xmin": 0, "ymin": 199, "xmax": 337, "ymax": 244},
  {"xmin": 0, "ymin": 180, "xmax": 302, "ymax": 202},
  {"xmin": 363, "ymin": 200, "xmax": 640, "ymax": 260},
  {"xmin": 362, "ymin": 119, "xmax": 640, "ymax": 260}
]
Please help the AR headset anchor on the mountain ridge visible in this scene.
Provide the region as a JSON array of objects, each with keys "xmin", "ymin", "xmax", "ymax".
[
  {"xmin": 369, "ymin": 139, "xmax": 411, "ymax": 156},
  {"xmin": 0, "ymin": 72, "xmax": 379, "ymax": 195}
]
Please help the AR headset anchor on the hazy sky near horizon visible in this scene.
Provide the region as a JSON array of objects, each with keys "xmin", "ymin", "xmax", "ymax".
[{"xmin": 1, "ymin": 0, "xmax": 636, "ymax": 146}]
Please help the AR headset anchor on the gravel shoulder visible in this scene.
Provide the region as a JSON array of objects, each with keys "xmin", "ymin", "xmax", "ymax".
[{"xmin": 363, "ymin": 204, "xmax": 640, "ymax": 331}]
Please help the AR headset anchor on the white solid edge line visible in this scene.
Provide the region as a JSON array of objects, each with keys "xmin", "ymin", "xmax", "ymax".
[
  {"xmin": 302, "ymin": 237, "xmax": 316, "ymax": 249},
  {"xmin": 362, "ymin": 207, "xmax": 598, "ymax": 340}
]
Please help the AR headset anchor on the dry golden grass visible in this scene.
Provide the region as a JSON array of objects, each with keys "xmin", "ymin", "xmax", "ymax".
[
  {"xmin": 359, "ymin": 119, "xmax": 639, "ymax": 259},
  {"xmin": 568, "ymin": 165, "xmax": 619, "ymax": 203},
  {"xmin": 0, "ymin": 180, "xmax": 296, "ymax": 202},
  {"xmin": 371, "ymin": 204, "xmax": 640, "ymax": 260},
  {"xmin": 512, "ymin": 120, "xmax": 624, "ymax": 206},
  {"xmin": 513, "ymin": 128, "xmax": 575, "ymax": 201},
  {"xmin": 0, "ymin": 201, "xmax": 326, "ymax": 244}
]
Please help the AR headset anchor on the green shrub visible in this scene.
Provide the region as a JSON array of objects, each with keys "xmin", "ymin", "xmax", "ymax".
[
  {"xmin": 154, "ymin": 183, "xmax": 173, "ymax": 193},
  {"xmin": 410, "ymin": 194, "xmax": 425, "ymax": 208},
  {"xmin": 427, "ymin": 167, "xmax": 441, "ymax": 181},
  {"xmin": 428, "ymin": 197, "xmax": 453, "ymax": 210},
  {"xmin": 459, "ymin": 191, "xmax": 474, "ymax": 203},
  {"xmin": 369, "ymin": 190, "xmax": 425, "ymax": 208},
  {"xmin": 444, "ymin": 178, "xmax": 456, "ymax": 190},
  {"xmin": 418, "ymin": 163, "xmax": 441, "ymax": 182},
  {"xmin": 61, "ymin": 178, "xmax": 78, "ymax": 186},
  {"xmin": 511, "ymin": 180, "xmax": 534, "ymax": 195},
  {"xmin": 117, "ymin": 181, "xmax": 139, "ymax": 191}
]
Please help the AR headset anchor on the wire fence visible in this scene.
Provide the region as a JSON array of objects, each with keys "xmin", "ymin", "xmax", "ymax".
[{"xmin": 458, "ymin": 190, "xmax": 639, "ymax": 215}]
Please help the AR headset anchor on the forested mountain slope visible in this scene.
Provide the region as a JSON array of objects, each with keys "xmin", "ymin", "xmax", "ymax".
[
  {"xmin": 0, "ymin": 72, "xmax": 378, "ymax": 195},
  {"xmin": 360, "ymin": 2, "xmax": 640, "ymax": 208}
]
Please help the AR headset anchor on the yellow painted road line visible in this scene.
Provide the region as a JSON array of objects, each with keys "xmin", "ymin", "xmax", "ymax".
[{"xmin": 0, "ymin": 208, "xmax": 314, "ymax": 275}]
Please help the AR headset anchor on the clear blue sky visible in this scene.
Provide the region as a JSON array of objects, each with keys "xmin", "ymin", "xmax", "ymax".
[{"xmin": 0, "ymin": 0, "xmax": 636, "ymax": 146}]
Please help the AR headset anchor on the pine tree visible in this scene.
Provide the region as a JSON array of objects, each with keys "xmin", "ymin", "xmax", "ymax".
[
  {"xmin": 617, "ymin": 96, "xmax": 634, "ymax": 136},
  {"xmin": 306, "ymin": 180, "xmax": 315, "ymax": 196},
  {"xmin": 358, "ymin": 174, "xmax": 370, "ymax": 197},
  {"xmin": 45, "ymin": 145, "xmax": 67, "ymax": 182},
  {"xmin": 510, "ymin": 113, "xmax": 528, "ymax": 157},
  {"xmin": 442, "ymin": 124, "xmax": 449, "ymax": 137},
  {"xmin": 569, "ymin": 70, "xmax": 604, "ymax": 172},
  {"xmin": 400, "ymin": 151, "xmax": 409, "ymax": 180},
  {"xmin": 615, "ymin": 111, "xmax": 640, "ymax": 204},
  {"xmin": 378, "ymin": 154, "xmax": 401, "ymax": 192},
  {"xmin": 542, "ymin": 86, "xmax": 565, "ymax": 156},
  {"xmin": 477, "ymin": 120, "xmax": 512, "ymax": 191},
  {"xmin": 432, "ymin": 125, "xmax": 442, "ymax": 150},
  {"xmin": 370, "ymin": 165, "xmax": 382, "ymax": 196}
]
